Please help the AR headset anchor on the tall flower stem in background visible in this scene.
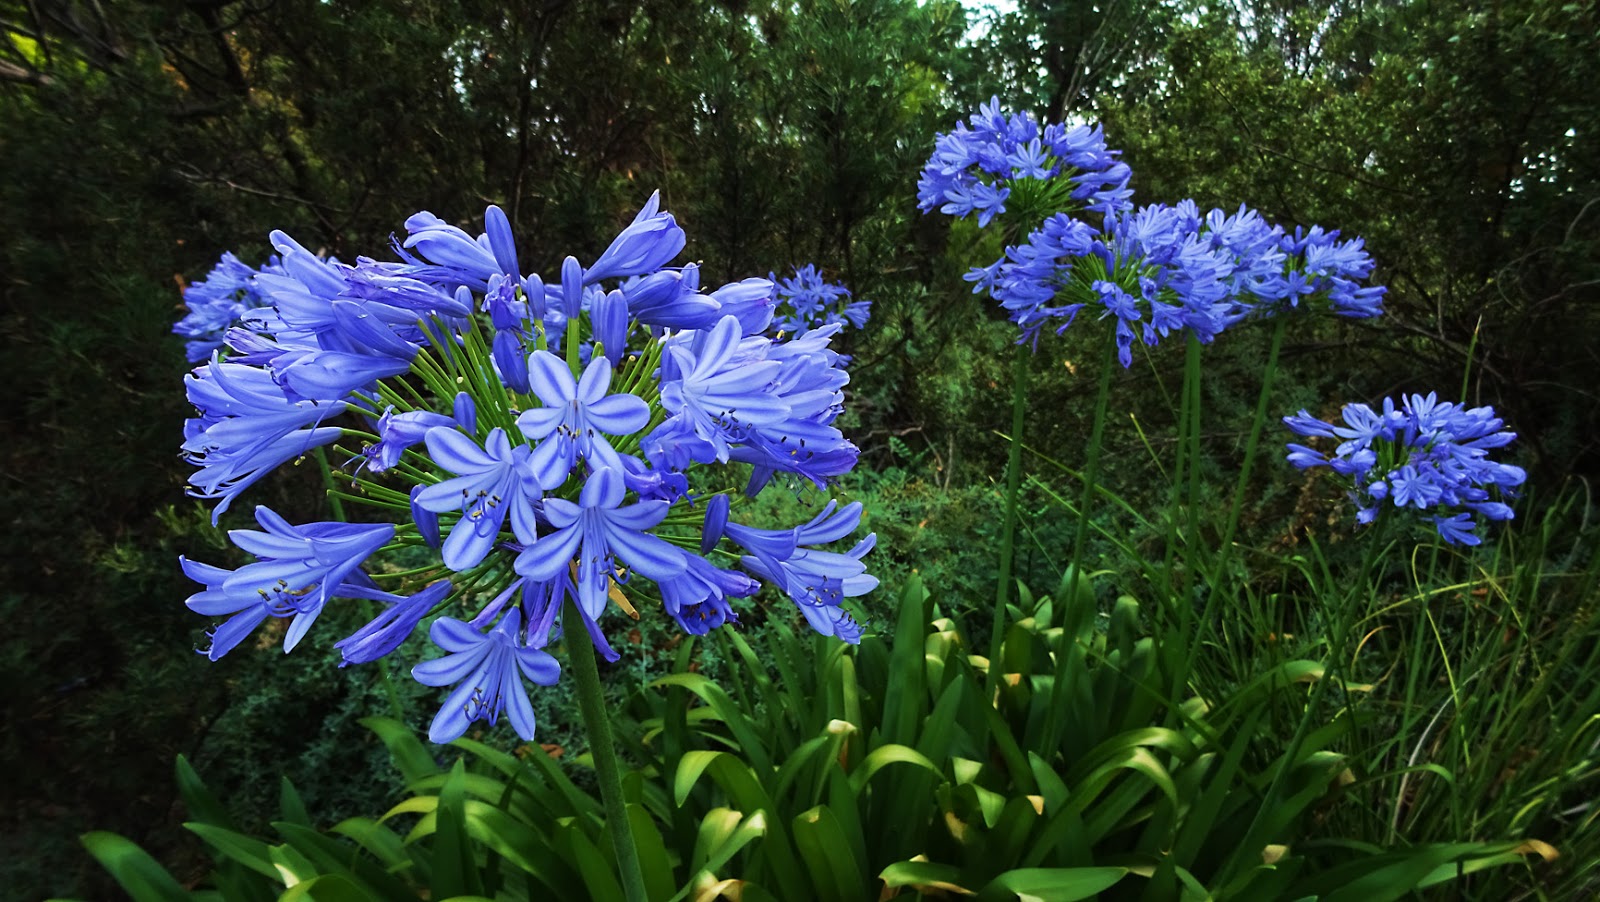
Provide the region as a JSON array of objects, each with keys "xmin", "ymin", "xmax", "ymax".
[
  {"xmin": 1071, "ymin": 339, "xmax": 1119, "ymax": 576},
  {"xmin": 1220, "ymin": 523, "xmax": 1391, "ymax": 889},
  {"xmin": 989, "ymin": 343, "xmax": 1030, "ymax": 693},
  {"xmin": 1216, "ymin": 317, "xmax": 1288, "ymax": 569},
  {"xmin": 564, "ymin": 601, "xmax": 648, "ymax": 902}
]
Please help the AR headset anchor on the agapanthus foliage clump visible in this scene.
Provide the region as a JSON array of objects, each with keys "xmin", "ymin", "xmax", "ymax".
[
  {"xmin": 177, "ymin": 192, "xmax": 876, "ymax": 743},
  {"xmin": 923, "ymin": 100, "xmax": 1387, "ymax": 359},
  {"xmin": 1284, "ymin": 393, "xmax": 1524, "ymax": 544},
  {"xmin": 173, "ymin": 252, "xmax": 284, "ymax": 362}
]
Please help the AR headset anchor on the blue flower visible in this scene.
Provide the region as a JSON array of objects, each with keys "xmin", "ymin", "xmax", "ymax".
[
  {"xmin": 1283, "ymin": 393, "xmax": 1525, "ymax": 543},
  {"xmin": 412, "ymin": 427, "xmax": 542, "ymax": 570},
  {"xmin": 364, "ymin": 392, "xmax": 476, "ymax": 472},
  {"xmin": 709, "ymin": 278, "xmax": 778, "ymax": 334},
  {"xmin": 515, "ymin": 467, "xmax": 687, "ymax": 621},
  {"xmin": 657, "ymin": 315, "xmax": 789, "ymax": 460},
  {"xmin": 710, "ymin": 500, "xmax": 877, "ymax": 641},
  {"xmin": 335, "ymin": 580, "xmax": 453, "ymax": 665},
  {"xmin": 178, "ymin": 190, "xmax": 876, "ymax": 741},
  {"xmin": 768, "ymin": 265, "xmax": 870, "ymax": 345},
  {"xmin": 182, "ymin": 359, "xmax": 347, "ymax": 522},
  {"xmin": 412, "ymin": 609, "xmax": 561, "ymax": 743},
  {"xmin": 583, "ymin": 191, "xmax": 686, "ymax": 284},
  {"xmin": 661, "ymin": 554, "xmax": 759, "ymax": 635},
  {"xmin": 174, "ymin": 253, "xmax": 278, "ymax": 362},
  {"xmin": 618, "ymin": 264, "xmax": 722, "ymax": 329},
  {"xmin": 917, "ymin": 97, "xmax": 1133, "ymax": 226},
  {"xmin": 181, "ymin": 507, "xmax": 393, "ymax": 659},
  {"xmin": 395, "ymin": 205, "xmax": 521, "ymax": 292},
  {"xmin": 515, "ymin": 352, "xmax": 651, "ymax": 489},
  {"xmin": 366, "ymin": 410, "xmax": 453, "ymax": 471}
]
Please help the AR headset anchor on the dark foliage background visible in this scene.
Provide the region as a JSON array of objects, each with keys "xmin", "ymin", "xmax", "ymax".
[{"xmin": 2, "ymin": 0, "xmax": 1594, "ymax": 896}]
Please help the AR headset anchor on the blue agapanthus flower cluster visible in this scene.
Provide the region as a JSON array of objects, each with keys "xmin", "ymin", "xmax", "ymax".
[
  {"xmin": 173, "ymin": 252, "xmax": 285, "ymax": 362},
  {"xmin": 916, "ymin": 96, "xmax": 1133, "ymax": 226},
  {"xmin": 768, "ymin": 264, "xmax": 870, "ymax": 365},
  {"xmin": 1283, "ymin": 393, "xmax": 1524, "ymax": 544},
  {"xmin": 178, "ymin": 192, "xmax": 875, "ymax": 743},
  {"xmin": 924, "ymin": 103, "xmax": 1387, "ymax": 361}
]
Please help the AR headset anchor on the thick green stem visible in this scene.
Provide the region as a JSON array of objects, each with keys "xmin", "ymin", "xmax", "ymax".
[
  {"xmin": 1217, "ymin": 316, "xmax": 1288, "ymax": 566},
  {"xmin": 1070, "ymin": 339, "xmax": 1118, "ymax": 572},
  {"xmin": 312, "ymin": 446, "xmax": 346, "ymax": 521},
  {"xmin": 1184, "ymin": 336, "xmax": 1203, "ymax": 567},
  {"xmin": 988, "ymin": 342, "xmax": 1031, "ymax": 692},
  {"xmin": 564, "ymin": 601, "xmax": 648, "ymax": 902}
]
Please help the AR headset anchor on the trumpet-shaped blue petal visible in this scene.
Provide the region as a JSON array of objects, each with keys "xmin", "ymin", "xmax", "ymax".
[
  {"xmin": 182, "ymin": 507, "xmax": 393, "ymax": 659},
  {"xmin": 412, "ymin": 609, "xmax": 560, "ymax": 743},
  {"xmin": 335, "ymin": 580, "xmax": 453, "ymax": 666},
  {"xmin": 515, "ymin": 468, "xmax": 685, "ymax": 618},
  {"xmin": 515, "ymin": 352, "xmax": 649, "ymax": 490},
  {"xmin": 584, "ymin": 191, "xmax": 686, "ymax": 284},
  {"xmin": 413, "ymin": 428, "xmax": 541, "ymax": 570}
]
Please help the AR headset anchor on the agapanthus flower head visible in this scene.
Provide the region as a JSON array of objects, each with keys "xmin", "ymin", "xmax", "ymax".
[
  {"xmin": 1283, "ymin": 392, "xmax": 1525, "ymax": 544},
  {"xmin": 178, "ymin": 191, "xmax": 875, "ymax": 742},
  {"xmin": 1277, "ymin": 226, "xmax": 1387, "ymax": 318},
  {"xmin": 973, "ymin": 196, "xmax": 1385, "ymax": 357},
  {"xmin": 917, "ymin": 97, "xmax": 1133, "ymax": 227},
  {"xmin": 919, "ymin": 104, "xmax": 1386, "ymax": 356},
  {"xmin": 174, "ymin": 253, "xmax": 284, "ymax": 362},
  {"xmin": 768, "ymin": 265, "xmax": 871, "ymax": 353}
]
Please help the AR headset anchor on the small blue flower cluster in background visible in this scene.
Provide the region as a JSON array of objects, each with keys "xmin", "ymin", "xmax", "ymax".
[
  {"xmin": 1283, "ymin": 393, "xmax": 1526, "ymax": 544},
  {"xmin": 917, "ymin": 97, "xmax": 1133, "ymax": 226},
  {"xmin": 768, "ymin": 264, "xmax": 870, "ymax": 363},
  {"xmin": 172, "ymin": 252, "xmax": 285, "ymax": 362},
  {"xmin": 177, "ymin": 192, "xmax": 876, "ymax": 743},
  {"xmin": 922, "ymin": 99, "xmax": 1387, "ymax": 362}
]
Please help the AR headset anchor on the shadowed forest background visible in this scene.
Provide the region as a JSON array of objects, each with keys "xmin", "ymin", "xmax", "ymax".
[{"xmin": 2, "ymin": 0, "xmax": 1598, "ymax": 898}]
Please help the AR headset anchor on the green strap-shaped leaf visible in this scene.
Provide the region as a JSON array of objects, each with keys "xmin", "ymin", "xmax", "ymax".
[
  {"xmin": 274, "ymin": 873, "xmax": 381, "ymax": 902},
  {"xmin": 359, "ymin": 716, "xmax": 441, "ymax": 785},
  {"xmin": 878, "ymin": 860, "xmax": 975, "ymax": 895},
  {"xmin": 883, "ymin": 573, "xmax": 930, "ymax": 747},
  {"xmin": 1066, "ymin": 727, "xmax": 1200, "ymax": 784},
  {"xmin": 80, "ymin": 832, "xmax": 194, "ymax": 902},
  {"xmin": 1028, "ymin": 752, "xmax": 1070, "ymax": 813},
  {"xmin": 430, "ymin": 759, "xmax": 483, "ymax": 899},
  {"xmin": 267, "ymin": 844, "xmax": 320, "ymax": 888},
  {"xmin": 769, "ymin": 734, "xmax": 832, "ymax": 808},
  {"xmin": 725, "ymin": 627, "xmax": 801, "ymax": 753},
  {"xmin": 826, "ymin": 765, "xmax": 869, "ymax": 886},
  {"xmin": 847, "ymin": 744, "xmax": 941, "ymax": 795},
  {"xmin": 328, "ymin": 818, "xmax": 414, "ymax": 874},
  {"xmin": 278, "ymin": 778, "xmax": 311, "ymax": 828},
  {"xmin": 380, "ymin": 795, "xmax": 438, "ymax": 823},
  {"xmin": 627, "ymin": 803, "xmax": 677, "ymax": 902},
  {"xmin": 1297, "ymin": 843, "xmax": 1532, "ymax": 902},
  {"xmin": 978, "ymin": 866, "xmax": 1130, "ymax": 902},
  {"xmin": 672, "ymin": 809, "xmax": 769, "ymax": 902},
  {"xmin": 175, "ymin": 756, "xmax": 236, "ymax": 831},
  {"xmin": 915, "ymin": 677, "xmax": 967, "ymax": 763},
  {"xmin": 272, "ymin": 822, "xmax": 415, "ymax": 900},
  {"xmin": 561, "ymin": 821, "xmax": 624, "ymax": 902},
  {"xmin": 671, "ymin": 751, "xmax": 807, "ymax": 894},
  {"xmin": 675, "ymin": 750, "xmax": 767, "ymax": 809},
  {"xmin": 652, "ymin": 673, "xmax": 773, "ymax": 776},
  {"xmin": 184, "ymin": 822, "xmax": 280, "ymax": 881},
  {"xmin": 407, "ymin": 771, "xmax": 538, "ymax": 825},
  {"xmin": 792, "ymin": 806, "xmax": 867, "ymax": 902}
]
